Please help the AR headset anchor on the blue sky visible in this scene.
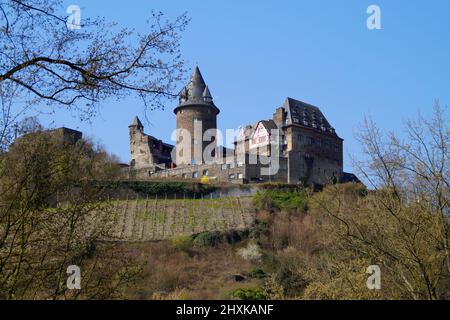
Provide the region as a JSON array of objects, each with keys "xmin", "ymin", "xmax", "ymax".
[{"xmin": 39, "ymin": 0, "xmax": 450, "ymax": 171}]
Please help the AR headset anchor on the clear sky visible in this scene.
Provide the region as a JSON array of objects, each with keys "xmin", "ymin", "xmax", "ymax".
[{"xmin": 39, "ymin": 0, "xmax": 450, "ymax": 172}]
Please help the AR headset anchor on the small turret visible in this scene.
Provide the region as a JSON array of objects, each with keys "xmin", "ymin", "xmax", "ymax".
[{"xmin": 203, "ymin": 85, "xmax": 213, "ymax": 103}]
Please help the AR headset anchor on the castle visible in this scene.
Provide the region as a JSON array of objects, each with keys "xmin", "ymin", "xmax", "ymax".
[{"xmin": 127, "ymin": 67, "xmax": 352, "ymax": 186}]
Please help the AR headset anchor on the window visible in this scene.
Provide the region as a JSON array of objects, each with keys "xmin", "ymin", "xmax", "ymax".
[
  {"xmin": 237, "ymin": 173, "xmax": 243, "ymax": 179},
  {"xmin": 221, "ymin": 164, "xmax": 228, "ymax": 170},
  {"xmin": 203, "ymin": 169, "xmax": 209, "ymax": 176},
  {"xmin": 229, "ymin": 173, "xmax": 235, "ymax": 180},
  {"xmin": 193, "ymin": 139, "xmax": 198, "ymax": 145},
  {"xmin": 192, "ymin": 171, "xmax": 198, "ymax": 178}
]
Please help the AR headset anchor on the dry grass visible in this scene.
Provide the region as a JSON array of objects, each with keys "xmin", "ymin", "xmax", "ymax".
[
  {"xmin": 111, "ymin": 240, "xmax": 262, "ymax": 300},
  {"xmin": 256, "ymin": 210, "xmax": 320, "ymax": 256}
]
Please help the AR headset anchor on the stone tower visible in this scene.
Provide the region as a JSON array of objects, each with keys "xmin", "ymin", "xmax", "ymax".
[
  {"xmin": 128, "ymin": 116, "xmax": 151, "ymax": 168},
  {"xmin": 129, "ymin": 116, "xmax": 173, "ymax": 169},
  {"xmin": 174, "ymin": 66, "xmax": 220, "ymax": 166}
]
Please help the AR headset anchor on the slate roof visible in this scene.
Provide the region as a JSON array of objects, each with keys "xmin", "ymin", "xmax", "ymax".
[
  {"xmin": 283, "ymin": 97, "xmax": 340, "ymax": 138},
  {"xmin": 129, "ymin": 116, "xmax": 143, "ymax": 128},
  {"xmin": 259, "ymin": 119, "xmax": 278, "ymax": 132},
  {"xmin": 175, "ymin": 66, "xmax": 220, "ymax": 114}
]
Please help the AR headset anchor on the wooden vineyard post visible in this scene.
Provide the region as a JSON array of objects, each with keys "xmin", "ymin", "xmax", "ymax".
[
  {"xmin": 119, "ymin": 192, "xmax": 129, "ymax": 239},
  {"xmin": 151, "ymin": 194, "xmax": 158, "ymax": 240},
  {"xmin": 140, "ymin": 194, "xmax": 149, "ymax": 241},
  {"xmin": 182, "ymin": 192, "xmax": 187, "ymax": 234}
]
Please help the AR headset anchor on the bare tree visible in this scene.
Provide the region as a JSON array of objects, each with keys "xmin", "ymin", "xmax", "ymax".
[
  {"xmin": 0, "ymin": 121, "xmax": 141, "ymax": 299},
  {"xmin": 0, "ymin": 0, "xmax": 189, "ymax": 117},
  {"xmin": 308, "ymin": 103, "xmax": 449, "ymax": 299},
  {"xmin": 0, "ymin": 1, "xmax": 189, "ymax": 299}
]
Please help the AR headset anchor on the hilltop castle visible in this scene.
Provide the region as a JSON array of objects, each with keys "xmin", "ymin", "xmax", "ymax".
[{"xmin": 127, "ymin": 67, "xmax": 352, "ymax": 186}]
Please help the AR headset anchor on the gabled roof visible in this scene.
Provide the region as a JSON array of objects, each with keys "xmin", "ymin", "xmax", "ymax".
[{"xmin": 259, "ymin": 119, "xmax": 278, "ymax": 132}]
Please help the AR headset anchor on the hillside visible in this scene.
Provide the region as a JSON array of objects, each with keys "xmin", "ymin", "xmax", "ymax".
[{"xmin": 108, "ymin": 197, "xmax": 255, "ymax": 241}]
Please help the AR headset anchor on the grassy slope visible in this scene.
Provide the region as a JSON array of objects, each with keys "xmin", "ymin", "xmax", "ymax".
[{"xmin": 107, "ymin": 197, "xmax": 255, "ymax": 241}]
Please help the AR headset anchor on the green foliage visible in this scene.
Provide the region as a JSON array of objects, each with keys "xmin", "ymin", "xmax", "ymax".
[
  {"xmin": 193, "ymin": 231, "xmax": 222, "ymax": 247},
  {"xmin": 259, "ymin": 182, "xmax": 304, "ymax": 190},
  {"xmin": 192, "ymin": 230, "xmax": 249, "ymax": 247},
  {"xmin": 106, "ymin": 180, "xmax": 217, "ymax": 196},
  {"xmin": 231, "ymin": 288, "xmax": 267, "ymax": 300},
  {"xmin": 249, "ymin": 220, "xmax": 268, "ymax": 244},
  {"xmin": 171, "ymin": 235, "xmax": 193, "ymax": 251},
  {"xmin": 249, "ymin": 267, "xmax": 267, "ymax": 279},
  {"xmin": 253, "ymin": 189, "xmax": 309, "ymax": 213}
]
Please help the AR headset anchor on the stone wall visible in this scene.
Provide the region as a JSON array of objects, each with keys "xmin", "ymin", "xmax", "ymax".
[{"xmin": 285, "ymin": 125, "xmax": 343, "ymax": 185}]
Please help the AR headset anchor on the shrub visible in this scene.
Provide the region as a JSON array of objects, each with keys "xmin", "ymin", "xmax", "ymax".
[
  {"xmin": 249, "ymin": 267, "xmax": 266, "ymax": 279},
  {"xmin": 231, "ymin": 288, "xmax": 267, "ymax": 300},
  {"xmin": 152, "ymin": 288, "xmax": 189, "ymax": 300},
  {"xmin": 171, "ymin": 235, "xmax": 193, "ymax": 251},
  {"xmin": 237, "ymin": 243, "xmax": 262, "ymax": 261},
  {"xmin": 263, "ymin": 273, "xmax": 285, "ymax": 299},
  {"xmin": 192, "ymin": 230, "xmax": 248, "ymax": 248},
  {"xmin": 253, "ymin": 189, "xmax": 309, "ymax": 213},
  {"xmin": 249, "ymin": 220, "xmax": 268, "ymax": 244},
  {"xmin": 193, "ymin": 231, "xmax": 222, "ymax": 247}
]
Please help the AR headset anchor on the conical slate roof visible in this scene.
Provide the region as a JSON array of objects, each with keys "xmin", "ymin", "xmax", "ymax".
[
  {"xmin": 186, "ymin": 66, "xmax": 206, "ymax": 101},
  {"xmin": 129, "ymin": 116, "xmax": 143, "ymax": 128},
  {"xmin": 203, "ymin": 85, "xmax": 212, "ymax": 101},
  {"xmin": 175, "ymin": 66, "xmax": 220, "ymax": 114}
]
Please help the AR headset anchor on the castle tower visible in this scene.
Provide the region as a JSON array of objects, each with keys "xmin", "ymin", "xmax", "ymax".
[
  {"xmin": 128, "ymin": 116, "xmax": 150, "ymax": 168},
  {"xmin": 174, "ymin": 66, "xmax": 220, "ymax": 166}
]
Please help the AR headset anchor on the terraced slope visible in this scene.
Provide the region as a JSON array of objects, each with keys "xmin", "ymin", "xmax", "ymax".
[{"xmin": 107, "ymin": 197, "xmax": 255, "ymax": 241}]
